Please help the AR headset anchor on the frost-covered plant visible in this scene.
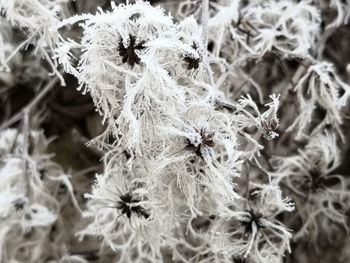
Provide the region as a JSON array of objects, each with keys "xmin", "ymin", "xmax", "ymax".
[
  {"xmin": 1, "ymin": 0, "xmax": 350, "ymax": 262},
  {"xmin": 0, "ymin": 129, "xmax": 82, "ymax": 263},
  {"xmin": 287, "ymin": 62, "xmax": 350, "ymax": 139},
  {"xmin": 236, "ymin": 93, "xmax": 281, "ymax": 140},
  {"xmin": 55, "ymin": 1, "xmax": 295, "ymax": 262},
  {"xmin": 0, "ymin": 0, "xmax": 67, "ymax": 83},
  {"xmin": 80, "ymin": 164, "xmax": 167, "ymax": 262},
  {"xmin": 205, "ymin": 0, "xmax": 321, "ymax": 64},
  {"xmin": 56, "ymin": 1, "xmax": 182, "ymax": 152},
  {"xmin": 205, "ymin": 182, "xmax": 294, "ymax": 262},
  {"xmin": 271, "ymin": 132, "xmax": 350, "ymax": 243},
  {"xmin": 245, "ymin": 0, "xmax": 321, "ymax": 58},
  {"xmin": 316, "ymin": 0, "xmax": 350, "ymax": 28}
]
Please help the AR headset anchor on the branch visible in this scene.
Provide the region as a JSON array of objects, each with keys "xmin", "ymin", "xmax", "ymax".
[
  {"xmin": 201, "ymin": 0, "xmax": 209, "ymax": 47},
  {"xmin": 0, "ymin": 76, "xmax": 58, "ymax": 131},
  {"xmin": 22, "ymin": 109, "xmax": 31, "ymax": 196}
]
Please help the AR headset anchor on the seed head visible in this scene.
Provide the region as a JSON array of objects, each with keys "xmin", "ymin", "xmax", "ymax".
[
  {"xmin": 118, "ymin": 35, "xmax": 146, "ymax": 68},
  {"xmin": 116, "ymin": 192, "xmax": 149, "ymax": 219}
]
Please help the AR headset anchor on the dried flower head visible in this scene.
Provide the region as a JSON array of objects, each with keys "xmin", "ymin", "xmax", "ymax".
[
  {"xmin": 183, "ymin": 42, "xmax": 202, "ymax": 70},
  {"xmin": 240, "ymin": 208, "xmax": 265, "ymax": 233},
  {"xmin": 118, "ymin": 34, "xmax": 146, "ymax": 67},
  {"xmin": 116, "ymin": 192, "xmax": 150, "ymax": 219},
  {"xmin": 186, "ymin": 127, "xmax": 215, "ymax": 158}
]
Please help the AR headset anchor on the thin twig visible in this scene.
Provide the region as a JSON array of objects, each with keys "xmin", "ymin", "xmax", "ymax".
[
  {"xmin": 22, "ymin": 109, "xmax": 31, "ymax": 196},
  {"xmin": 200, "ymin": 0, "xmax": 216, "ymax": 89},
  {"xmin": 15, "ymin": 77, "xmax": 58, "ymax": 196},
  {"xmin": 245, "ymin": 162, "xmax": 250, "ymax": 199},
  {"xmin": 0, "ymin": 76, "xmax": 58, "ymax": 131},
  {"xmin": 1, "ymin": 77, "xmax": 58, "ymax": 196},
  {"xmin": 201, "ymin": 0, "xmax": 209, "ymax": 47}
]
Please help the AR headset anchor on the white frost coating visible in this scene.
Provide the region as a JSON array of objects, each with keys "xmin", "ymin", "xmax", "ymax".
[
  {"xmin": 56, "ymin": 1, "xmax": 295, "ymax": 262},
  {"xmin": 1, "ymin": 0, "xmax": 349, "ymax": 262}
]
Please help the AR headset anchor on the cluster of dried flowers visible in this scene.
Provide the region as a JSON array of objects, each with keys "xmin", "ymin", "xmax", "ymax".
[{"xmin": 1, "ymin": 0, "xmax": 350, "ymax": 262}]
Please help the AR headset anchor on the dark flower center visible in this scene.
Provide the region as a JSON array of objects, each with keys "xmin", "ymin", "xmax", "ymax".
[
  {"xmin": 240, "ymin": 209, "xmax": 265, "ymax": 233},
  {"xmin": 118, "ymin": 35, "xmax": 146, "ymax": 68},
  {"xmin": 183, "ymin": 42, "xmax": 201, "ymax": 70},
  {"xmin": 116, "ymin": 192, "xmax": 149, "ymax": 219},
  {"xmin": 186, "ymin": 127, "xmax": 215, "ymax": 158},
  {"xmin": 306, "ymin": 167, "xmax": 326, "ymax": 192},
  {"xmin": 13, "ymin": 198, "xmax": 26, "ymax": 211}
]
